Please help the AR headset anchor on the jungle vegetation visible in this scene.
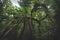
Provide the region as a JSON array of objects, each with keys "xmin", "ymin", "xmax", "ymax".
[{"xmin": 0, "ymin": 0, "xmax": 60, "ymax": 40}]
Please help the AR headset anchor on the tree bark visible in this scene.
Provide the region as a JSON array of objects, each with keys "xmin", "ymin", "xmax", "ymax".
[{"xmin": 54, "ymin": 0, "xmax": 60, "ymax": 40}]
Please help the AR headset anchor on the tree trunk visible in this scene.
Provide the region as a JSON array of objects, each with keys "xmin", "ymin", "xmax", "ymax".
[{"xmin": 54, "ymin": 0, "xmax": 60, "ymax": 40}]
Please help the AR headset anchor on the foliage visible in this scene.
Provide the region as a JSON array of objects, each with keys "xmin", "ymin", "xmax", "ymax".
[{"xmin": 0, "ymin": 0, "xmax": 56, "ymax": 40}]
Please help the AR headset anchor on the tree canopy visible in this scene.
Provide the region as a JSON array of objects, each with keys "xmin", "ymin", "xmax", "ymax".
[{"xmin": 0, "ymin": 0, "xmax": 58, "ymax": 40}]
